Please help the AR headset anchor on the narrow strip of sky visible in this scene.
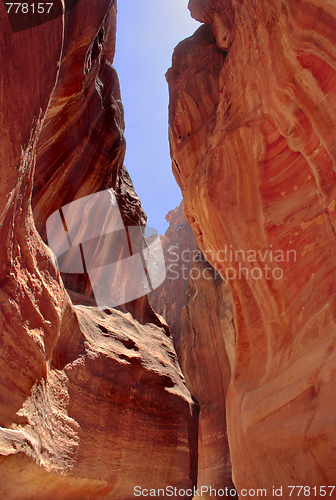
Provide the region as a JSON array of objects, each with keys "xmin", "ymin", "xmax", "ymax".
[{"xmin": 113, "ymin": 1, "xmax": 200, "ymax": 234}]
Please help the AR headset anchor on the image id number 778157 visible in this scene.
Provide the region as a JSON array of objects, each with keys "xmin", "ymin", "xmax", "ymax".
[
  {"xmin": 5, "ymin": 3, "xmax": 53, "ymax": 13},
  {"xmin": 288, "ymin": 486, "xmax": 335, "ymax": 496}
]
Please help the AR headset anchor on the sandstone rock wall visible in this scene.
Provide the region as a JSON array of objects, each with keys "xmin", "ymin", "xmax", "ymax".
[
  {"xmin": 167, "ymin": 0, "xmax": 336, "ymax": 496},
  {"xmin": 0, "ymin": 1, "xmax": 197, "ymax": 498},
  {"xmin": 150, "ymin": 202, "xmax": 236, "ymax": 497},
  {"xmin": 31, "ymin": 0, "xmax": 160, "ymax": 328}
]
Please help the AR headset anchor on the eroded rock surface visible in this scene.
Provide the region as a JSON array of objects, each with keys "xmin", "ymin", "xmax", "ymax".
[
  {"xmin": 31, "ymin": 0, "xmax": 160, "ymax": 328},
  {"xmin": 0, "ymin": 1, "xmax": 197, "ymax": 498},
  {"xmin": 167, "ymin": 0, "xmax": 336, "ymax": 495},
  {"xmin": 150, "ymin": 202, "xmax": 236, "ymax": 497},
  {"xmin": 149, "ymin": 202, "xmax": 195, "ymax": 332}
]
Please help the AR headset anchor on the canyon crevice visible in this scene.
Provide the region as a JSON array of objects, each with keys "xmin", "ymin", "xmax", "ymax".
[
  {"xmin": 0, "ymin": 1, "xmax": 197, "ymax": 498},
  {"xmin": 1, "ymin": 0, "xmax": 336, "ymax": 498},
  {"xmin": 150, "ymin": 202, "xmax": 237, "ymax": 497}
]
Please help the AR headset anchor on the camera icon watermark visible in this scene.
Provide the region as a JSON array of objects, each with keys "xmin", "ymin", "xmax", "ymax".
[{"xmin": 46, "ymin": 189, "xmax": 166, "ymax": 309}]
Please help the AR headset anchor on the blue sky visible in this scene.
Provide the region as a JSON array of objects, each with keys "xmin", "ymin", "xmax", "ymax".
[{"xmin": 113, "ymin": 1, "xmax": 200, "ymax": 234}]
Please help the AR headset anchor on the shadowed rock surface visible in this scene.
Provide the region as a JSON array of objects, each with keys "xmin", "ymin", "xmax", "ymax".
[
  {"xmin": 0, "ymin": 1, "xmax": 198, "ymax": 498},
  {"xmin": 150, "ymin": 202, "xmax": 237, "ymax": 497},
  {"xmin": 167, "ymin": 0, "xmax": 336, "ymax": 495}
]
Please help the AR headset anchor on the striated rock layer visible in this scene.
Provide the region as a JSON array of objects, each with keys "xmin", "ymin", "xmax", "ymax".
[
  {"xmin": 31, "ymin": 0, "xmax": 161, "ymax": 328},
  {"xmin": 0, "ymin": 305, "xmax": 197, "ymax": 499},
  {"xmin": 167, "ymin": 0, "xmax": 336, "ymax": 496},
  {"xmin": 0, "ymin": 1, "xmax": 197, "ymax": 498},
  {"xmin": 150, "ymin": 202, "xmax": 236, "ymax": 495}
]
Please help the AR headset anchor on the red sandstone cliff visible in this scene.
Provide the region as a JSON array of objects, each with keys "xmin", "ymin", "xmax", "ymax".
[
  {"xmin": 166, "ymin": 0, "xmax": 336, "ymax": 497},
  {"xmin": 0, "ymin": 1, "xmax": 197, "ymax": 498}
]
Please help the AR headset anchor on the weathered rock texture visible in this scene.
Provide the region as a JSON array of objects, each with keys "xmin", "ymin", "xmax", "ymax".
[
  {"xmin": 149, "ymin": 202, "xmax": 195, "ymax": 331},
  {"xmin": 167, "ymin": 0, "xmax": 336, "ymax": 496},
  {"xmin": 0, "ymin": 1, "xmax": 197, "ymax": 498},
  {"xmin": 31, "ymin": 0, "xmax": 160, "ymax": 329},
  {"xmin": 150, "ymin": 202, "xmax": 236, "ymax": 496}
]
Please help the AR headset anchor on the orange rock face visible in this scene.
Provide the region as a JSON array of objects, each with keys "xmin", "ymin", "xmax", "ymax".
[
  {"xmin": 167, "ymin": 0, "xmax": 336, "ymax": 495},
  {"xmin": 150, "ymin": 202, "xmax": 236, "ymax": 497},
  {"xmin": 31, "ymin": 1, "xmax": 152, "ymax": 323},
  {"xmin": 0, "ymin": 1, "xmax": 197, "ymax": 498},
  {"xmin": 149, "ymin": 202, "xmax": 195, "ymax": 331}
]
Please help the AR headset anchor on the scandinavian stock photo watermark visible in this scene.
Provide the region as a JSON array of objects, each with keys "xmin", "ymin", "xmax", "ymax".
[{"xmin": 166, "ymin": 245, "xmax": 297, "ymax": 282}]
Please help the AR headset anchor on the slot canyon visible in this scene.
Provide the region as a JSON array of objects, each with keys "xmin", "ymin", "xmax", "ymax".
[{"xmin": 1, "ymin": 0, "xmax": 336, "ymax": 498}]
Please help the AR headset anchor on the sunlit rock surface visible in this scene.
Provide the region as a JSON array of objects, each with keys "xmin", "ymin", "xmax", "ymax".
[
  {"xmin": 31, "ymin": 0, "xmax": 161, "ymax": 328},
  {"xmin": 150, "ymin": 202, "xmax": 236, "ymax": 497},
  {"xmin": 167, "ymin": 0, "xmax": 336, "ymax": 495},
  {"xmin": 149, "ymin": 202, "xmax": 195, "ymax": 332},
  {"xmin": 0, "ymin": 1, "xmax": 197, "ymax": 497}
]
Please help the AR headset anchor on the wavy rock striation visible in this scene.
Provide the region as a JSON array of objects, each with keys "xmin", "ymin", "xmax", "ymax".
[
  {"xmin": 167, "ymin": 0, "xmax": 336, "ymax": 496},
  {"xmin": 0, "ymin": 1, "xmax": 197, "ymax": 498},
  {"xmin": 31, "ymin": 0, "xmax": 160, "ymax": 328}
]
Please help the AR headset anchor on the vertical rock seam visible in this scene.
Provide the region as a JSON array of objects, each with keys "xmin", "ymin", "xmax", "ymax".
[{"xmin": 150, "ymin": 201, "xmax": 237, "ymax": 497}]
